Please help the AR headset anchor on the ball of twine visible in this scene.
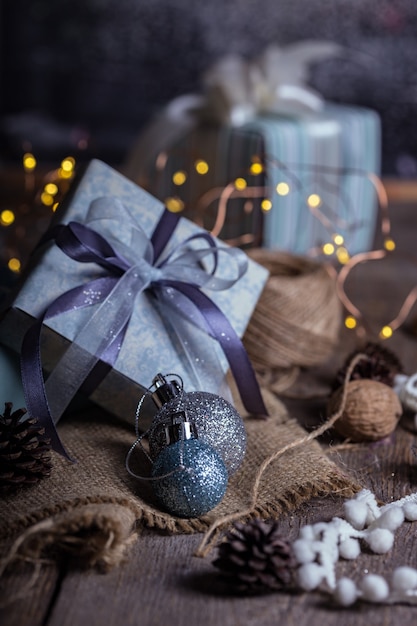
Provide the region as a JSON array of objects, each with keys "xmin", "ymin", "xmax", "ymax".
[
  {"xmin": 243, "ymin": 249, "xmax": 341, "ymax": 371},
  {"xmin": 327, "ymin": 379, "xmax": 402, "ymax": 442}
]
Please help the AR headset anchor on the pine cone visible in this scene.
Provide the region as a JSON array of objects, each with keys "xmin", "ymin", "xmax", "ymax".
[
  {"xmin": 333, "ymin": 342, "xmax": 403, "ymax": 390},
  {"xmin": 213, "ymin": 519, "xmax": 296, "ymax": 592},
  {"xmin": 0, "ymin": 402, "xmax": 52, "ymax": 489}
]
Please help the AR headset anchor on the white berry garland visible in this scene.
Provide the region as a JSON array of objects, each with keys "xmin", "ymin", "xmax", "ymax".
[{"xmin": 293, "ymin": 489, "xmax": 417, "ymax": 606}]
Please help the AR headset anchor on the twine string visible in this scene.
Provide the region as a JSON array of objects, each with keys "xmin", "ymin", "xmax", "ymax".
[
  {"xmin": 243, "ymin": 249, "xmax": 341, "ymax": 373},
  {"xmin": 195, "ymin": 352, "xmax": 369, "ymax": 557}
]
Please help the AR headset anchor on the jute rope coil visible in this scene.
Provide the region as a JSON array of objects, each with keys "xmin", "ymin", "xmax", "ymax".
[{"xmin": 243, "ymin": 248, "xmax": 341, "ymax": 371}]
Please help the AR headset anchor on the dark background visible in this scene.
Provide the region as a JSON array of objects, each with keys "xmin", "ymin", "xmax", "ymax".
[{"xmin": 2, "ymin": 0, "xmax": 417, "ymax": 175}]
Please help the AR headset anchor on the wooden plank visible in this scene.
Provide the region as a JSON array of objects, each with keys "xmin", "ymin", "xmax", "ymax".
[{"xmin": 0, "ymin": 562, "xmax": 60, "ymax": 626}]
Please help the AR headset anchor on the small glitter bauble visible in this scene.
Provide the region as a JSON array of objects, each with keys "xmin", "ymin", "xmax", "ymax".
[
  {"xmin": 148, "ymin": 391, "xmax": 246, "ymax": 476},
  {"xmin": 151, "ymin": 439, "xmax": 228, "ymax": 518}
]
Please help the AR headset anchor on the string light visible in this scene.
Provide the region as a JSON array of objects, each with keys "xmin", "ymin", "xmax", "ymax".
[
  {"xmin": 336, "ymin": 246, "xmax": 350, "ymax": 265},
  {"xmin": 23, "ymin": 153, "xmax": 36, "ymax": 172},
  {"xmin": 261, "ymin": 199, "xmax": 272, "ymax": 211},
  {"xmin": 380, "ymin": 325, "xmax": 393, "ymax": 340},
  {"xmin": 322, "ymin": 243, "xmax": 335, "ymax": 256},
  {"xmin": 250, "ymin": 162, "xmax": 263, "ymax": 175},
  {"xmin": 0, "ymin": 210, "xmax": 15, "ymax": 226},
  {"xmin": 8, "ymin": 258, "xmax": 21, "ymax": 273},
  {"xmin": 345, "ymin": 316, "xmax": 357, "ymax": 330},
  {"xmin": 276, "ymin": 182, "xmax": 290, "ymax": 196},
  {"xmin": 234, "ymin": 178, "xmax": 247, "ymax": 190},
  {"xmin": 165, "ymin": 197, "xmax": 185, "ymax": 213},
  {"xmin": 40, "ymin": 192, "xmax": 55, "ymax": 207},
  {"xmin": 195, "ymin": 160, "xmax": 209, "ymax": 175},
  {"xmin": 44, "ymin": 183, "xmax": 59, "ymax": 196},
  {"xmin": 384, "ymin": 238, "xmax": 396, "ymax": 252},
  {"xmin": 172, "ymin": 171, "xmax": 187, "ymax": 186},
  {"xmin": 59, "ymin": 157, "xmax": 76, "ymax": 179},
  {"xmin": 333, "ymin": 233, "xmax": 344, "ymax": 245},
  {"xmin": 307, "ymin": 193, "xmax": 322, "ymax": 208}
]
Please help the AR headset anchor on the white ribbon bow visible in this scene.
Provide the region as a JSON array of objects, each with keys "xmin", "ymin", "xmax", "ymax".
[{"xmin": 201, "ymin": 41, "xmax": 342, "ymax": 125}]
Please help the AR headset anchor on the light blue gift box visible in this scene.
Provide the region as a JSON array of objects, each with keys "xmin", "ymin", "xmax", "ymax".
[{"xmin": 0, "ymin": 160, "xmax": 269, "ymax": 427}]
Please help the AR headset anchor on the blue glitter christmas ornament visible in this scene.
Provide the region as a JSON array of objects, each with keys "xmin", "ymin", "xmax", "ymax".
[
  {"xmin": 151, "ymin": 438, "xmax": 228, "ymax": 518},
  {"xmin": 126, "ymin": 373, "xmax": 245, "ymax": 519}
]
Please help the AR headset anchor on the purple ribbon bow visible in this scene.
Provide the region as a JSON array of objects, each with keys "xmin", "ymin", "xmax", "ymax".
[{"xmin": 20, "ymin": 197, "xmax": 267, "ymax": 459}]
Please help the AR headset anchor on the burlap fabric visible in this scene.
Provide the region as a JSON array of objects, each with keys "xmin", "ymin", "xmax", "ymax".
[{"xmin": 0, "ymin": 385, "xmax": 359, "ymax": 571}]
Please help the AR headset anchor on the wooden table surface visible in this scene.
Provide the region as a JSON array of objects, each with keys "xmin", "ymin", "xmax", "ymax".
[{"xmin": 2, "ymin": 183, "xmax": 417, "ymax": 625}]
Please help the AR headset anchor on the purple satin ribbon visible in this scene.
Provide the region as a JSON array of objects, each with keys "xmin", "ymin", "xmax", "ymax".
[{"xmin": 21, "ymin": 205, "xmax": 267, "ymax": 459}]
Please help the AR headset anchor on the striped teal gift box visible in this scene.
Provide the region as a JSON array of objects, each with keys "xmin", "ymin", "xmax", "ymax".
[{"xmin": 129, "ymin": 103, "xmax": 381, "ymax": 256}]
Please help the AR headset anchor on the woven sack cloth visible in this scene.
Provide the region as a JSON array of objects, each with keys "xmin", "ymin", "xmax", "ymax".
[{"xmin": 0, "ymin": 386, "xmax": 359, "ymax": 571}]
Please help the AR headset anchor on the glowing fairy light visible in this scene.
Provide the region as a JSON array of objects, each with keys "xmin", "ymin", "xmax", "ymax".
[
  {"xmin": 261, "ymin": 199, "xmax": 272, "ymax": 211},
  {"xmin": 322, "ymin": 243, "xmax": 335, "ymax": 256},
  {"xmin": 8, "ymin": 258, "xmax": 21, "ymax": 273},
  {"xmin": 307, "ymin": 193, "xmax": 321, "ymax": 208},
  {"xmin": 59, "ymin": 156, "xmax": 76, "ymax": 179},
  {"xmin": 276, "ymin": 182, "xmax": 290, "ymax": 196},
  {"xmin": 61, "ymin": 156, "xmax": 75, "ymax": 171},
  {"xmin": 40, "ymin": 192, "xmax": 54, "ymax": 206},
  {"xmin": 172, "ymin": 171, "xmax": 187, "ymax": 186},
  {"xmin": 0, "ymin": 210, "xmax": 15, "ymax": 226},
  {"xmin": 234, "ymin": 177, "xmax": 247, "ymax": 190},
  {"xmin": 345, "ymin": 316, "xmax": 357, "ymax": 330},
  {"xmin": 195, "ymin": 160, "xmax": 209, "ymax": 175},
  {"xmin": 165, "ymin": 197, "xmax": 185, "ymax": 213},
  {"xmin": 250, "ymin": 162, "xmax": 263, "ymax": 175},
  {"xmin": 380, "ymin": 325, "xmax": 393, "ymax": 339},
  {"xmin": 384, "ymin": 238, "xmax": 396, "ymax": 252},
  {"xmin": 333, "ymin": 233, "xmax": 344, "ymax": 245},
  {"xmin": 336, "ymin": 246, "xmax": 350, "ymax": 265},
  {"xmin": 44, "ymin": 183, "xmax": 59, "ymax": 196},
  {"xmin": 23, "ymin": 153, "xmax": 36, "ymax": 172},
  {"xmin": 52, "ymin": 202, "xmax": 60, "ymax": 212}
]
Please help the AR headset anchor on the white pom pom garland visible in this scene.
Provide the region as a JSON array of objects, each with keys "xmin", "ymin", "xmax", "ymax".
[
  {"xmin": 286, "ymin": 489, "xmax": 417, "ymax": 607},
  {"xmin": 338, "ymin": 537, "xmax": 361, "ymax": 560},
  {"xmin": 365, "ymin": 528, "xmax": 394, "ymax": 554},
  {"xmin": 392, "ymin": 567, "xmax": 417, "ymax": 591},
  {"xmin": 360, "ymin": 575, "xmax": 390, "ymax": 602},
  {"xmin": 334, "ymin": 578, "xmax": 358, "ymax": 607}
]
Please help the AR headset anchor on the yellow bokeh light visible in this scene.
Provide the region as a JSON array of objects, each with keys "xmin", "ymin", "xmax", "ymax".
[
  {"xmin": 307, "ymin": 193, "xmax": 322, "ymax": 208},
  {"xmin": 322, "ymin": 243, "xmax": 335, "ymax": 255},
  {"xmin": 195, "ymin": 160, "xmax": 209, "ymax": 175},
  {"xmin": 61, "ymin": 157, "xmax": 75, "ymax": 172},
  {"xmin": 384, "ymin": 238, "xmax": 396, "ymax": 251},
  {"xmin": 234, "ymin": 177, "xmax": 247, "ymax": 190},
  {"xmin": 276, "ymin": 182, "xmax": 290, "ymax": 196},
  {"xmin": 261, "ymin": 199, "xmax": 272, "ymax": 211},
  {"xmin": 250, "ymin": 162, "xmax": 263, "ymax": 175},
  {"xmin": 165, "ymin": 197, "xmax": 185, "ymax": 213},
  {"xmin": 380, "ymin": 325, "xmax": 393, "ymax": 339},
  {"xmin": 23, "ymin": 153, "xmax": 36, "ymax": 171},
  {"xmin": 336, "ymin": 246, "xmax": 350, "ymax": 265},
  {"xmin": 333, "ymin": 233, "xmax": 344, "ymax": 245},
  {"xmin": 52, "ymin": 202, "xmax": 60, "ymax": 212},
  {"xmin": 8, "ymin": 258, "xmax": 21, "ymax": 273},
  {"xmin": 41, "ymin": 192, "xmax": 54, "ymax": 206},
  {"xmin": 58, "ymin": 168, "xmax": 73, "ymax": 179},
  {"xmin": 172, "ymin": 171, "xmax": 187, "ymax": 186},
  {"xmin": 45, "ymin": 183, "xmax": 59, "ymax": 195},
  {"xmin": 345, "ymin": 316, "xmax": 357, "ymax": 330},
  {"xmin": 1, "ymin": 210, "xmax": 15, "ymax": 226}
]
